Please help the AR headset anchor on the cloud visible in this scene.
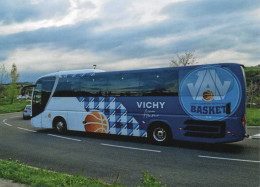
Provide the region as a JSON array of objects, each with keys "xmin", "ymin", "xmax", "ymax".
[
  {"xmin": 2, "ymin": 47, "xmax": 173, "ymax": 82},
  {"xmin": 0, "ymin": 0, "xmax": 70, "ymax": 24},
  {"xmin": 0, "ymin": 0, "xmax": 97, "ymax": 35},
  {"xmin": 92, "ymin": 0, "xmax": 181, "ymax": 33},
  {"xmin": 102, "ymin": 55, "xmax": 172, "ymax": 71},
  {"xmin": 0, "ymin": 0, "xmax": 186, "ymax": 35},
  {"xmin": 143, "ymin": 24, "xmax": 227, "ymax": 48},
  {"xmin": 163, "ymin": 0, "xmax": 259, "ymax": 19},
  {"xmin": 3, "ymin": 48, "xmax": 104, "ymax": 72},
  {"xmin": 198, "ymin": 49, "xmax": 253, "ymax": 65},
  {"xmin": 0, "ymin": 0, "xmax": 259, "ymax": 82}
]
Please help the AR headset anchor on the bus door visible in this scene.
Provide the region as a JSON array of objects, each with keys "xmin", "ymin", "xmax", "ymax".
[{"xmin": 32, "ymin": 77, "xmax": 55, "ymax": 125}]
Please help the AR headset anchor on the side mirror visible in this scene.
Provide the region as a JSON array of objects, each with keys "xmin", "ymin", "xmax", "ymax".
[{"xmin": 21, "ymin": 84, "xmax": 36, "ymax": 96}]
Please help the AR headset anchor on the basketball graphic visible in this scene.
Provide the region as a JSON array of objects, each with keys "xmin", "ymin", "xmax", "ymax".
[
  {"xmin": 203, "ymin": 90, "xmax": 214, "ymax": 101},
  {"xmin": 83, "ymin": 111, "xmax": 108, "ymax": 133}
]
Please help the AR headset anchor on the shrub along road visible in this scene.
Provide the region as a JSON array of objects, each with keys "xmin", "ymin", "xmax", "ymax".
[{"xmin": 0, "ymin": 113, "xmax": 259, "ymax": 186}]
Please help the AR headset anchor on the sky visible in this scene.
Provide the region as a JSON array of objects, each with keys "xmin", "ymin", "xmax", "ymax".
[{"xmin": 0, "ymin": 0, "xmax": 259, "ymax": 82}]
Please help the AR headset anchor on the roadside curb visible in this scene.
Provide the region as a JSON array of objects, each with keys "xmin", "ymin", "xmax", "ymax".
[
  {"xmin": 0, "ymin": 178, "xmax": 27, "ymax": 187},
  {"xmin": 247, "ymin": 126, "xmax": 260, "ymax": 129},
  {"xmin": 0, "ymin": 112, "xmax": 22, "ymax": 116}
]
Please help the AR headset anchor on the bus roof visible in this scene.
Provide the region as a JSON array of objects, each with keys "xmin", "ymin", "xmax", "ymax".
[
  {"xmin": 37, "ymin": 63, "xmax": 243, "ymax": 81},
  {"xmin": 37, "ymin": 69, "xmax": 105, "ymax": 79}
]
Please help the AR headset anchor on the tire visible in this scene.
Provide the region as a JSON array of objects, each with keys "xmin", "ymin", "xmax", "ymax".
[
  {"xmin": 23, "ymin": 115, "xmax": 29, "ymax": 120},
  {"xmin": 54, "ymin": 118, "xmax": 67, "ymax": 134},
  {"xmin": 148, "ymin": 124, "xmax": 172, "ymax": 145}
]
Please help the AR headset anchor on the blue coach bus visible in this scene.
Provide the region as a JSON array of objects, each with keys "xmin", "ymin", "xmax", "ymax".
[{"xmin": 28, "ymin": 63, "xmax": 247, "ymax": 144}]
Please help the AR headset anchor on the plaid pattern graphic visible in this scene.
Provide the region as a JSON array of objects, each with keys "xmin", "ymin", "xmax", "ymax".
[{"xmin": 77, "ymin": 97, "xmax": 147, "ymax": 137}]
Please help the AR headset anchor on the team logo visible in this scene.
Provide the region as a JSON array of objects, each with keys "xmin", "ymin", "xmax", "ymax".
[
  {"xmin": 203, "ymin": 90, "xmax": 214, "ymax": 101},
  {"xmin": 83, "ymin": 111, "xmax": 108, "ymax": 133},
  {"xmin": 179, "ymin": 66, "xmax": 241, "ymax": 120}
]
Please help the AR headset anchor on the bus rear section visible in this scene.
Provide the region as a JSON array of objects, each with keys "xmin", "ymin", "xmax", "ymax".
[
  {"xmin": 176, "ymin": 63, "xmax": 246, "ymax": 143},
  {"xmin": 29, "ymin": 63, "xmax": 247, "ymax": 144}
]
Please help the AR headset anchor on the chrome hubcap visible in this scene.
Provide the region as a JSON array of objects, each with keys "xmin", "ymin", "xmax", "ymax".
[
  {"xmin": 56, "ymin": 121, "xmax": 64, "ymax": 132},
  {"xmin": 153, "ymin": 127, "xmax": 166, "ymax": 142}
]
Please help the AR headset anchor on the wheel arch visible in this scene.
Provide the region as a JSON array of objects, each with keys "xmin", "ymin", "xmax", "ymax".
[{"xmin": 52, "ymin": 116, "xmax": 66, "ymax": 128}]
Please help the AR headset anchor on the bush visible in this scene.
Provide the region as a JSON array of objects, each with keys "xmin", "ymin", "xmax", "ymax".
[
  {"xmin": 0, "ymin": 98, "xmax": 30, "ymax": 114},
  {"xmin": 247, "ymin": 108, "xmax": 260, "ymax": 126},
  {"xmin": 137, "ymin": 171, "xmax": 167, "ymax": 187}
]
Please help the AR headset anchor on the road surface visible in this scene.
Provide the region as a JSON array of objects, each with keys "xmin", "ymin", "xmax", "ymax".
[{"xmin": 0, "ymin": 113, "xmax": 259, "ymax": 186}]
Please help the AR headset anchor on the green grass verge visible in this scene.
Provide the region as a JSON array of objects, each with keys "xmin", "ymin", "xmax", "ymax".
[
  {"xmin": 0, "ymin": 160, "xmax": 166, "ymax": 187},
  {"xmin": 0, "ymin": 159, "xmax": 115, "ymax": 187},
  {"xmin": 247, "ymin": 108, "xmax": 260, "ymax": 126},
  {"xmin": 0, "ymin": 99, "xmax": 30, "ymax": 114}
]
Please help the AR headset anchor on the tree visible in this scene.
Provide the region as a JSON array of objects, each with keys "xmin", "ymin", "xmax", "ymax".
[
  {"xmin": 0, "ymin": 64, "xmax": 9, "ymax": 104},
  {"xmin": 5, "ymin": 63, "xmax": 19, "ymax": 104},
  {"xmin": 170, "ymin": 51, "xmax": 198, "ymax": 67},
  {"xmin": 247, "ymin": 81, "xmax": 258, "ymax": 108},
  {"xmin": 10, "ymin": 63, "xmax": 19, "ymax": 83},
  {"xmin": 245, "ymin": 68, "xmax": 260, "ymax": 108}
]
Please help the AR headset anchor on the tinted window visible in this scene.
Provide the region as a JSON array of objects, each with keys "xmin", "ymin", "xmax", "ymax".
[
  {"xmin": 54, "ymin": 74, "xmax": 108, "ymax": 97},
  {"xmin": 54, "ymin": 76, "xmax": 76, "ymax": 97},
  {"xmin": 87, "ymin": 74, "xmax": 108, "ymax": 96},
  {"xmin": 107, "ymin": 73, "xmax": 140, "ymax": 96},
  {"xmin": 140, "ymin": 70, "xmax": 178, "ymax": 96},
  {"xmin": 53, "ymin": 69, "xmax": 178, "ymax": 97}
]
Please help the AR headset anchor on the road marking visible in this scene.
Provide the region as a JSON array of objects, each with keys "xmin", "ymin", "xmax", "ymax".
[
  {"xmin": 9, "ymin": 116, "xmax": 22, "ymax": 119},
  {"xmin": 2, "ymin": 119, "xmax": 12, "ymax": 126},
  {"xmin": 101, "ymin": 143, "xmax": 161, "ymax": 153},
  {"xmin": 17, "ymin": 127, "xmax": 37, "ymax": 133},
  {"xmin": 252, "ymin": 133, "xmax": 260, "ymax": 139},
  {"xmin": 48, "ymin": 134, "xmax": 82, "ymax": 142},
  {"xmin": 247, "ymin": 126, "xmax": 260, "ymax": 129},
  {"xmin": 198, "ymin": 155, "xmax": 260, "ymax": 163},
  {"xmin": 0, "ymin": 112, "xmax": 21, "ymax": 116}
]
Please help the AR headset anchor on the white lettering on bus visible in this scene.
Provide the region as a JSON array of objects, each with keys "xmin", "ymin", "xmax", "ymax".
[{"xmin": 137, "ymin": 102, "xmax": 165, "ymax": 109}]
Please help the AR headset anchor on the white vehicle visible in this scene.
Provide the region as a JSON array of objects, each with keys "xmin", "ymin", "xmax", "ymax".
[
  {"xmin": 17, "ymin": 95, "xmax": 29, "ymax": 99},
  {"xmin": 23, "ymin": 105, "xmax": 32, "ymax": 119}
]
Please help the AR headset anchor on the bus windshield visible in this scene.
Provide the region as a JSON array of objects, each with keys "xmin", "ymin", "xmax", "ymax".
[{"xmin": 32, "ymin": 76, "xmax": 55, "ymax": 117}]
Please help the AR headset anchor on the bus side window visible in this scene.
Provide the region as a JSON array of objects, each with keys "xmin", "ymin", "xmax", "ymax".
[
  {"xmin": 121, "ymin": 73, "xmax": 140, "ymax": 96},
  {"xmin": 106, "ymin": 73, "xmax": 121, "ymax": 96},
  {"xmin": 139, "ymin": 70, "xmax": 178, "ymax": 96},
  {"xmin": 54, "ymin": 78, "xmax": 72, "ymax": 96},
  {"xmin": 107, "ymin": 73, "xmax": 140, "ymax": 96},
  {"xmin": 163, "ymin": 70, "xmax": 178, "ymax": 96},
  {"xmin": 86, "ymin": 74, "xmax": 107, "ymax": 96}
]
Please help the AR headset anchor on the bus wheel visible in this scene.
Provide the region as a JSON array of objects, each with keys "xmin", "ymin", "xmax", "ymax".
[
  {"xmin": 149, "ymin": 124, "xmax": 171, "ymax": 145},
  {"xmin": 54, "ymin": 118, "xmax": 67, "ymax": 134}
]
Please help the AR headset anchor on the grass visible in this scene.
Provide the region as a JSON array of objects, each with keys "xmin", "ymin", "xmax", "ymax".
[
  {"xmin": 244, "ymin": 66, "xmax": 260, "ymax": 72},
  {"xmin": 0, "ymin": 159, "xmax": 115, "ymax": 187},
  {"xmin": 0, "ymin": 98, "xmax": 30, "ymax": 114},
  {"xmin": 137, "ymin": 171, "xmax": 166, "ymax": 187},
  {"xmin": 0, "ymin": 159, "xmax": 166, "ymax": 187},
  {"xmin": 246, "ymin": 108, "xmax": 260, "ymax": 126}
]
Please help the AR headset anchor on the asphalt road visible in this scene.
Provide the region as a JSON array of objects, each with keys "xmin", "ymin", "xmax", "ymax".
[{"xmin": 0, "ymin": 112, "xmax": 259, "ymax": 186}]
